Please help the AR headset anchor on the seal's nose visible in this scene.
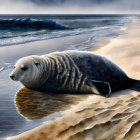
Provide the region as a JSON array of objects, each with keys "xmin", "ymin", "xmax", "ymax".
[{"xmin": 10, "ymin": 75, "xmax": 15, "ymax": 80}]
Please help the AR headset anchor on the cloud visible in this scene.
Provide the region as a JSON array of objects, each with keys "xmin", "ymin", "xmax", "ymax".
[
  {"xmin": 0, "ymin": 0, "xmax": 140, "ymax": 14},
  {"xmin": 0, "ymin": 0, "xmax": 36, "ymax": 14}
]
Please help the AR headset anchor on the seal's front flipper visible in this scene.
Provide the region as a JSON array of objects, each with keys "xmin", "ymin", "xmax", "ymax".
[{"xmin": 88, "ymin": 80, "xmax": 111, "ymax": 97}]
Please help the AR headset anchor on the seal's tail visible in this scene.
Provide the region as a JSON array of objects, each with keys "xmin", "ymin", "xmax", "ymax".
[{"xmin": 129, "ymin": 78, "xmax": 140, "ymax": 92}]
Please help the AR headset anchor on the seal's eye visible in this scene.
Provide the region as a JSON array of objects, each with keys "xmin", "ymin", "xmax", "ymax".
[{"xmin": 21, "ymin": 67, "xmax": 27, "ymax": 71}]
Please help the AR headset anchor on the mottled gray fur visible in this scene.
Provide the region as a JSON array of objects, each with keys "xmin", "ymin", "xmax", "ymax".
[{"xmin": 10, "ymin": 50, "xmax": 140, "ymax": 97}]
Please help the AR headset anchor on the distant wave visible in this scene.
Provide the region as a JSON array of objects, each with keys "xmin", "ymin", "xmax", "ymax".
[
  {"xmin": 0, "ymin": 15, "xmax": 135, "ymax": 47},
  {"xmin": 0, "ymin": 18, "xmax": 69, "ymax": 31}
]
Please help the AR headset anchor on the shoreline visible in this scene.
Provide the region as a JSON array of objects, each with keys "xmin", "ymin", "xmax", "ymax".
[
  {"xmin": 0, "ymin": 33, "xmax": 91, "ymax": 67},
  {"xmin": 0, "ymin": 20, "xmax": 129, "ymax": 138},
  {"xmin": 94, "ymin": 21, "xmax": 140, "ymax": 80},
  {"xmin": 5, "ymin": 20, "xmax": 140, "ymax": 139}
]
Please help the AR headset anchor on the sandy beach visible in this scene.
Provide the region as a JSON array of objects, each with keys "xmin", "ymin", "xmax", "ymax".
[{"xmin": 3, "ymin": 20, "xmax": 140, "ymax": 140}]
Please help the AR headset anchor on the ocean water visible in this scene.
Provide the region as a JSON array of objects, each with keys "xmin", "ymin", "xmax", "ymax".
[
  {"xmin": 0, "ymin": 14, "xmax": 138, "ymax": 138},
  {"xmin": 0, "ymin": 14, "xmax": 136, "ymax": 48}
]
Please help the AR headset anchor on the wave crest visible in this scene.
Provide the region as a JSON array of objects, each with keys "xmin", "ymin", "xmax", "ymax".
[{"xmin": 0, "ymin": 18, "xmax": 69, "ymax": 31}]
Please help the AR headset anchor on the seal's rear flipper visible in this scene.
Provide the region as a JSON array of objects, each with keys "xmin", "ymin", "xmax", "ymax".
[
  {"xmin": 88, "ymin": 80, "xmax": 111, "ymax": 97},
  {"xmin": 129, "ymin": 78, "xmax": 140, "ymax": 92}
]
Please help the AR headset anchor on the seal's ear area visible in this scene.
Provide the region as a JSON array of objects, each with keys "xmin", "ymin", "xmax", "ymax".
[
  {"xmin": 88, "ymin": 80, "xmax": 111, "ymax": 97},
  {"xmin": 34, "ymin": 62, "xmax": 39, "ymax": 66},
  {"xmin": 33, "ymin": 59, "xmax": 39, "ymax": 66},
  {"xmin": 32, "ymin": 57, "xmax": 40, "ymax": 66}
]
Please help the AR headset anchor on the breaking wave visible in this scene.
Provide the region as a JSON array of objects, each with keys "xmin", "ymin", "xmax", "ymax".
[{"xmin": 0, "ymin": 18, "xmax": 69, "ymax": 31}]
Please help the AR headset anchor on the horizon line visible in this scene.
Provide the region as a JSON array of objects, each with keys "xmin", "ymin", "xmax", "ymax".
[{"xmin": 0, "ymin": 13, "xmax": 138, "ymax": 15}]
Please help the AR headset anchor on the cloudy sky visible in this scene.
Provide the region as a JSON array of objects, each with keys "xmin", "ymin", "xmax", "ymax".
[{"xmin": 0, "ymin": 0, "xmax": 140, "ymax": 14}]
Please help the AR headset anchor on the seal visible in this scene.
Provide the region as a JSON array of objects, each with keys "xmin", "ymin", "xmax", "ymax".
[{"xmin": 9, "ymin": 50, "xmax": 140, "ymax": 97}]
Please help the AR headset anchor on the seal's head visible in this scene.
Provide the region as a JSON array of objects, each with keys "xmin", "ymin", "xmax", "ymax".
[{"xmin": 9, "ymin": 56, "xmax": 45, "ymax": 88}]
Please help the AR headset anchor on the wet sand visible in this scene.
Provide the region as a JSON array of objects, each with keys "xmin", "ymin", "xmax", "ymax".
[
  {"xmin": 0, "ymin": 33, "xmax": 90, "ymax": 67},
  {"xmin": 7, "ymin": 21, "xmax": 140, "ymax": 140}
]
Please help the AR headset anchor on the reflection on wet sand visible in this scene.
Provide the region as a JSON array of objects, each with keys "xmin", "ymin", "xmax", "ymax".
[
  {"xmin": 15, "ymin": 87, "xmax": 88, "ymax": 120},
  {"xmin": 11, "ymin": 89, "xmax": 140, "ymax": 140}
]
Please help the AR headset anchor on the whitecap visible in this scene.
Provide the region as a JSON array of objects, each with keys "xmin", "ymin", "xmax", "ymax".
[{"xmin": 0, "ymin": 67, "xmax": 4, "ymax": 72}]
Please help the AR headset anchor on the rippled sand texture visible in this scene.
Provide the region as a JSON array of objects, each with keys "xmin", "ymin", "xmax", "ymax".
[{"xmin": 9, "ymin": 21, "xmax": 140, "ymax": 140}]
